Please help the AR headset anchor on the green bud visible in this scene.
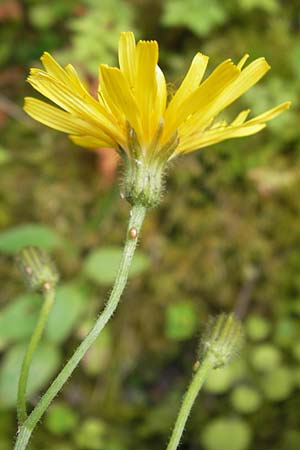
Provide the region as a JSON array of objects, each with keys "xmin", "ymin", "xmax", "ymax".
[
  {"xmin": 121, "ymin": 152, "xmax": 165, "ymax": 208},
  {"xmin": 16, "ymin": 246, "xmax": 59, "ymax": 292},
  {"xmin": 119, "ymin": 123, "xmax": 177, "ymax": 208},
  {"xmin": 200, "ymin": 313, "xmax": 244, "ymax": 369}
]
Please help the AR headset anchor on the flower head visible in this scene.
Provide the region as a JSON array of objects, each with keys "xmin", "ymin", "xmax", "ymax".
[
  {"xmin": 200, "ymin": 313, "xmax": 244, "ymax": 369},
  {"xmin": 24, "ymin": 32, "xmax": 290, "ymax": 206},
  {"xmin": 25, "ymin": 32, "xmax": 290, "ymax": 159},
  {"xmin": 17, "ymin": 246, "xmax": 59, "ymax": 292}
]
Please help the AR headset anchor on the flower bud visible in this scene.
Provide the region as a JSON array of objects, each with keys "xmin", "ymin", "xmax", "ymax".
[
  {"xmin": 200, "ymin": 313, "xmax": 244, "ymax": 369},
  {"xmin": 16, "ymin": 246, "xmax": 59, "ymax": 292},
  {"xmin": 122, "ymin": 154, "xmax": 165, "ymax": 208}
]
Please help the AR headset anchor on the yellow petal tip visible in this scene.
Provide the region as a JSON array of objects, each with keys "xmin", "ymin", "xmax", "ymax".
[
  {"xmin": 120, "ymin": 31, "xmax": 134, "ymax": 36},
  {"xmin": 40, "ymin": 51, "xmax": 53, "ymax": 63},
  {"xmin": 195, "ymin": 52, "xmax": 209, "ymax": 63},
  {"xmin": 237, "ymin": 54, "xmax": 249, "ymax": 69},
  {"xmin": 261, "ymin": 57, "xmax": 271, "ymax": 71}
]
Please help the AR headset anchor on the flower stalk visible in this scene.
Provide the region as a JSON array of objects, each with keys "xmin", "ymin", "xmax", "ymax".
[
  {"xmin": 166, "ymin": 313, "xmax": 243, "ymax": 450},
  {"xmin": 16, "ymin": 246, "xmax": 59, "ymax": 425},
  {"xmin": 14, "ymin": 203, "xmax": 146, "ymax": 450},
  {"xmin": 166, "ymin": 357, "xmax": 214, "ymax": 450},
  {"xmin": 17, "ymin": 287, "xmax": 55, "ymax": 425}
]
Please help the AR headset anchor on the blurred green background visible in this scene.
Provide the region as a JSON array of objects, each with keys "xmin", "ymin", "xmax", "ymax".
[{"xmin": 0, "ymin": 0, "xmax": 300, "ymax": 449}]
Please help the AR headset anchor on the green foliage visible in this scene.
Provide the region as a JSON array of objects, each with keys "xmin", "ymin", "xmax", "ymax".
[
  {"xmin": 245, "ymin": 315, "xmax": 271, "ymax": 342},
  {"xmin": 0, "ymin": 224, "xmax": 63, "ymax": 254},
  {"xmin": 201, "ymin": 417, "xmax": 252, "ymax": 450},
  {"xmin": 204, "ymin": 360, "xmax": 246, "ymax": 394},
  {"xmin": 61, "ymin": 0, "xmax": 135, "ymax": 73},
  {"xmin": 260, "ymin": 367, "xmax": 295, "ymax": 402},
  {"xmin": 0, "ymin": 293, "xmax": 40, "ymax": 347},
  {"xmin": 165, "ymin": 301, "xmax": 198, "ymax": 341},
  {"xmin": 274, "ymin": 318, "xmax": 299, "ymax": 348},
  {"xmin": 238, "ymin": 0, "xmax": 279, "ymax": 12},
  {"xmin": 230, "ymin": 385, "xmax": 262, "ymax": 414},
  {"xmin": 0, "ymin": 342, "xmax": 61, "ymax": 407},
  {"xmin": 0, "ymin": 283, "xmax": 89, "ymax": 349},
  {"xmin": 83, "ymin": 246, "xmax": 150, "ymax": 285},
  {"xmin": 28, "ymin": 4, "xmax": 71, "ymax": 29},
  {"xmin": 0, "ymin": 147, "xmax": 12, "ymax": 165},
  {"xmin": 52, "ymin": 445, "xmax": 74, "ymax": 450},
  {"xmin": 74, "ymin": 419, "xmax": 107, "ymax": 450},
  {"xmin": 81, "ymin": 326, "xmax": 112, "ymax": 376},
  {"xmin": 45, "ymin": 402, "xmax": 79, "ymax": 435},
  {"xmin": 250, "ymin": 344, "xmax": 282, "ymax": 372},
  {"xmin": 45, "ymin": 283, "xmax": 89, "ymax": 343},
  {"xmin": 162, "ymin": 0, "xmax": 229, "ymax": 37}
]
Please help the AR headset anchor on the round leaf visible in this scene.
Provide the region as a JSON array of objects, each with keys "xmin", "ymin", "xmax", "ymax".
[
  {"xmin": 45, "ymin": 283, "xmax": 88, "ymax": 343},
  {"xmin": 245, "ymin": 315, "xmax": 271, "ymax": 342},
  {"xmin": 230, "ymin": 385, "xmax": 262, "ymax": 414},
  {"xmin": 83, "ymin": 246, "xmax": 150, "ymax": 285},
  {"xmin": 0, "ymin": 342, "xmax": 61, "ymax": 408},
  {"xmin": 0, "ymin": 224, "xmax": 62, "ymax": 254},
  {"xmin": 74, "ymin": 419, "xmax": 106, "ymax": 450},
  {"xmin": 81, "ymin": 327, "xmax": 112, "ymax": 376},
  {"xmin": 250, "ymin": 344, "xmax": 282, "ymax": 372},
  {"xmin": 260, "ymin": 366, "xmax": 294, "ymax": 402},
  {"xmin": 45, "ymin": 402, "xmax": 78, "ymax": 435},
  {"xmin": 0, "ymin": 294, "xmax": 40, "ymax": 347},
  {"xmin": 204, "ymin": 360, "xmax": 247, "ymax": 394},
  {"xmin": 165, "ymin": 301, "xmax": 198, "ymax": 341},
  {"xmin": 201, "ymin": 417, "xmax": 252, "ymax": 450}
]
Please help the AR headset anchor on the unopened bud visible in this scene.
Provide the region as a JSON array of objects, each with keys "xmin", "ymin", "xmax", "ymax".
[
  {"xmin": 200, "ymin": 313, "xmax": 244, "ymax": 369},
  {"xmin": 16, "ymin": 246, "xmax": 59, "ymax": 292}
]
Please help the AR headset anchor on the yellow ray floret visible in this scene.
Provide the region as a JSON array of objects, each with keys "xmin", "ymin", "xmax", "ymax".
[{"xmin": 24, "ymin": 32, "xmax": 290, "ymax": 161}]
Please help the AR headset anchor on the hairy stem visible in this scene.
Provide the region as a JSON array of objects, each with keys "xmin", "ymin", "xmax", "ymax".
[
  {"xmin": 14, "ymin": 204, "xmax": 146, "ymax": 450},
  {"xmin": 166, "ymin": 358, "xmax": 214, "ymax": 450},
  {"xmin": 17, "ymin": 288, "xmax": 55, "ymax": 425}
]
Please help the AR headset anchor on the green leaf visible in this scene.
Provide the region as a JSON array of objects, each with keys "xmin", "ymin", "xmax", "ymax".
[
  {"xmin": 0, "ymin": 342, "xmax": 61, "ymax": 408},
  {"xmin": 250, "ymin": 344, "xmax": 282, "ymax": 372},
  {"xmin": 0, "ymin": 294, "xmax": 40, "ymax": 348},
  {"xmin": 0, "ymin": 224, "xmax": 63, "ymax": 254},
  {"xmin": 245, "ymin": 314, "xmax": 271, "ymax": 342},
  {"xmin": 230, "ymin": 385, "xmax": 262, "ymax": 414},
  {"xmin": 238, "ymin": 0, "xmax": 279, "ymax": 13},
  {"xmin": 201, "ymin": 417, "xmax": 252, "ymax": 450},
  {"xmin": 274, "ymin": 318, "xmax": 298, "ymax": 348},
  {"xmin": 59, "ymin": 0, "xmax": 135, "ymax": 74},
  {"xmin": 29, "ymin": 3, "xmax": 73, "ymax": 29},
  {"xmin": 204, "ymin": 360, "xmax": 247, "ymax": 394},
  {"xmin": 45, "ymin": 402, "xmax": 78, "ymax": 435},
  {"xmin": 74, "ymin": 419, "xmax": 106, "ymax": 450},
  {"xmin": 162, "ymin": 0, "xmax": 228, "ymax": 37},
  {"xmin": 0, "ymin": 147, "xmax": 11, "ymax": 165},
  {"xmin": 83, "ymin": 246, "xmax": 150, "ymax": 285},
  {"xmin": 0, "ymin": 283, "xmax": 88, "ymax": 349},
  {"xmin": 81, "ymin": 326, "xmax": 112, "ymax": 376},
  {"xmin": 260, "ymin": 366, "xmax": 294, "ymax": 402},
  {"xmin": 45, "ymin": 283, "xmax": 89, "ymax": 344},
  {"xmin": 165, "ymin": 301, "xmax": 198, "ymax": 341}
]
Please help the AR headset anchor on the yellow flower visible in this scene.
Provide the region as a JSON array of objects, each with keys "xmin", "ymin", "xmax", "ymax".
[
  {"xmin": 24, "ymin": 31, "xmax": 290, "ymax": 163},
  {"xmin": 24, "ymin": 32, "xmax": 291, "ymax": 207}
]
